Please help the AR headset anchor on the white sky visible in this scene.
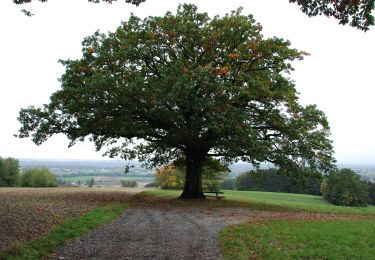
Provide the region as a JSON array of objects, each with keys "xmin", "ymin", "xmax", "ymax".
[{"xmin": 0, "ymin": 0, "xmax": 374, "ymax": 164}]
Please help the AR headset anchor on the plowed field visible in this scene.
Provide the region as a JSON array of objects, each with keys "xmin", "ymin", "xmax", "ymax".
[{"xmin": 0, "ymin": 188, "xmax": 136, "ymax": 251}]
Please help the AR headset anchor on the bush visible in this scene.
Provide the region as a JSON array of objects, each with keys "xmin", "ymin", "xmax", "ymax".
[
  {"xmin": 145, "ymin": 182, "xmax": 159, "ymax": 188},
  {"xmin": 88, "ymin": 178, "xmax": 95, "ymax": 187},
  {"xmin": 221, "ymin": 178, "xmax": 236, "ymax": 190},
  {"xmin": 202, "ymin": 179, "xmax": 221, "ymax": 192},
  {"xmin": 155, "ymin": 165, "xmax": 184, "ymax": 189},
  {"xmin": 155, "ymin": 157, "xmax": 229, "ymax": 190},
  {"xmin": 323, "ymin": 169, "xmax": 369, "ymax": 207},
  {"xmin": 120, "ymin": 180, "xmax": 137, "ymax": 187},
  {"xmin": 21, "ymin": 167, "xmax": 57, "ymax": 187},
  {"xmin": 0, "ymin": 157, "xmax": 20, "ymax": 187},
  {"xmin": 368, "ymin": 182, "xmax": 375, "ymax": 205}
]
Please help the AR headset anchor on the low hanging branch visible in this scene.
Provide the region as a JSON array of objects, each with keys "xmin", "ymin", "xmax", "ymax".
[
  {"xmin": 13, "ymin": 0, "xmax": 374, "ymax": 30},
  {"xmin": 289, "ymin": 0, "xmax": 374, "ymax": 31}
]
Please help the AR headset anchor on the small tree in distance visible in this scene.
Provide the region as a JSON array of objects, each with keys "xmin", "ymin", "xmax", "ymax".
[
  {"xmin": 0, "ymin": 157, "xmax": 20, "ymax": 187},
  {"xmin": 88, "ymin": 178, "xmax": 95, "ymax": 187},
  {"xmin": 21, "ymin": 167, "xmax": 57, "ymax": 187},
  {"xmin": 322, "ymin": 169, "xmax": 369, "ymax": 207},
  {"xmin": 17, "ymin": 4, "xmax": 336, "ymax": 199}
]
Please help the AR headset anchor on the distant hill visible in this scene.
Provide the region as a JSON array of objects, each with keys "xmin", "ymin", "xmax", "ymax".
[{"xmin": 18, "ymin": 159, "xmax": 375, "ymax": 182}]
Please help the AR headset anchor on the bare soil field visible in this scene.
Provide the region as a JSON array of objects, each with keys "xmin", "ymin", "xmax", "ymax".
[{"xmin": 0, "ymin": 187, "xmax": 140, "ymax": 251}]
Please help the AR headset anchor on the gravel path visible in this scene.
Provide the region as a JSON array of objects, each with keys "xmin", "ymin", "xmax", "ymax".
[{"xmin": 50, "ymin": 206, "xmax": 352, "ymax": 260}]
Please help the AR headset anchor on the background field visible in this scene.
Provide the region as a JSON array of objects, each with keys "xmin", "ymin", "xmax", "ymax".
[{"xmin": 144, "ymin": 189, "xmax": 375, "ymax": 215}]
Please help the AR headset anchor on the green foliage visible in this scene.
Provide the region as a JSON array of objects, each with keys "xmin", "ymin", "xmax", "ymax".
[
  {"xmin": 236, "ymin": 168, "xmax": 322, "ymax": 195},
  {"xmin": 14, "ymin": 0, "xmax": 374, "ymax": 31},
  {"xmin": 155, "ymin": 165, "xmax": 185, "ymax": 189},
  {"xmin": 290, "ymin": 0, "xmax": 374, "ymax": 31},
  {"xmin": 88, "ymin": 177, "xmax": 95, "ymax": 187},
  {"xmin": 0, "ymin": 203, "xmax": 126, "ymax": 260},
  {"xmin": 156, "ymin": 157, "xmax": 228, "ymax": 191},
  {"xmin": 323, "ymin": 169, "xmax": 369, "ymax": 207},
  {"xmin": 220, "ymin": 219, "xmax": 375, "ymax": 259},
  {"xmin": 0, "ymin": 157, "xmax": 20, "ymax": 187},
  {"xmin": 14, "ymin": 0, "xmax": 145, "ymax": 17},
  {"xmin": 21, "ymin": 167, "xmax": 57, "ymax": 187},
  {"xmin": 367, "ymin": 181, "xmax": 375, "ymax": 205},
  {"xmin": 120, "ymin": 180, "xmax": 137, "ymax": 187},
  {"xmin": 17, "ymin": 4, "xmax": 336, "ymax": 196},
  {"xmin": 221, "ymin": 178, "xmax": 237, "ymax": 190}
]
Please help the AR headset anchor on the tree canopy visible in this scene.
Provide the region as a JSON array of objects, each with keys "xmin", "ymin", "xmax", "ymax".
[
  {"xmin": 13, "ymin": 0, "xmax": 374, "ymax": 31},
  {"xmin": 290, "ymin": 0, "xmax": 374, "ymax": 31},
  {"xmin": 17, "ymin": 4, "xmax": 336, "ymax": 198},
  {"xmin": 0, "ymin": 157, "xmax": 20, "ymax": 187}
]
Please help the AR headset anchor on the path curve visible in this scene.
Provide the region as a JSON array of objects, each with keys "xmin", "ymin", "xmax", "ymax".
[{"xmin": 50, "ymin": 206, "xmax": 352, "ymax": 260}]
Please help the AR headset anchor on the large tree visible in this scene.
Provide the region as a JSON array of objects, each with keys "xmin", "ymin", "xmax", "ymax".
[
  {"xmin": 14, "ymin": 0, "xmax": 374, "ymax": 31},
  {"xmin": 17, "ymin": 4, "xmax": 335, "ymax": 198}
]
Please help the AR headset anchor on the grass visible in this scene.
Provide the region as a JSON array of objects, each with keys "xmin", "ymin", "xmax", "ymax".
[
  {"xmin": 0, "ymin": 202, "xmax": 127, "ymax": 260},
  {"xmin": 220, "ymin": 219, "xmax": 375, "ymax": 259},
  {"xmin": 143, "ymin": 189, "xmax": 375, "ymax": 215},
  {"xmin": 144, "ymin": 189, "xmax": 375, "ymax": 259}
]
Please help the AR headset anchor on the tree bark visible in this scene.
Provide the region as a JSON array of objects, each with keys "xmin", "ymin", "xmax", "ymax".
[{"xmin": 179, "ymin": 149, "xmax": 206, "ymax": 199}]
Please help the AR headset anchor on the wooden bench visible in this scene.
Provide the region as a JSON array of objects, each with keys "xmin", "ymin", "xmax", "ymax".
[{"xmin": 203, "ymin": 191, "xmax": 225, "ymax": 199}]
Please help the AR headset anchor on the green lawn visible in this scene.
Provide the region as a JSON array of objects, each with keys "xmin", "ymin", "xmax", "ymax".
[
  {"xmin": 220, "ymin": 219, "xmax": 375, "ymax": 259},
  {"xmin": 143, "ymin": 189, "xmax": 375, "ymax": 215},
  {"xmin": 144, "ymin": 189, "xmax": 375, "ymax": 259}
]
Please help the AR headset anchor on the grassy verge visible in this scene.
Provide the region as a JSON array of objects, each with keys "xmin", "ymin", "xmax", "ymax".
[
  {"xmin": 0, "ymin": 203, "xmax": 127, "ymax": 260},
  {"xmin": 220, "ymin": 219, "xmax": 375, "ymax": 259},
  {"xmin": 143, "ymin": 189, "xmax": 375, "ymax": 215}
]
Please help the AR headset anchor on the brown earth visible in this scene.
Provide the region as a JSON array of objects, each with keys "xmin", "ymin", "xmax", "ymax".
[{"xmin": 0, "ymin": 187, "xmax": 141, "ymax": 251}]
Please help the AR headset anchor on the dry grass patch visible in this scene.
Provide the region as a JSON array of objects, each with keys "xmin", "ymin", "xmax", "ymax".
[{"xmin": 0, "ymin": 187, "xmax": 137, "ymax": 251}]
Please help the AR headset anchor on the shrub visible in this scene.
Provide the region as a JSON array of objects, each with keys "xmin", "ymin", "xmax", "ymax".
[
  {"xmin": 88, "ymin": 178, "xmax": 95, "ymax": 187},
  {"xmin": 323, "ymin": 169, "xmax": 369, "ymax": 207},
  {"xmin": 0, "ymin": 157, "xmax": 20, "ymax": 187},
  {"xmin": 120, "ymin": 180, "xmax": 137, "ymax": 187},
  {"xmin": 155, "ymin": 165, "xmax": 184, "ymax": 189},
  {"xmin": 202, "ymin": 179, "xmax": 221, "ymax": 192},
  {"xmin": 21, "ymin": 167, "xmax": 57, "ymax": 187},
  {"xmin": 155, "ymin": 157, "xmax": 229, "ymax": 190},
  {"xmin": 221, "ymin": 178, "xmax": 236, "ymax": 190},
  {"xmin": 368, "ymin": 182, "xmax": 375, "ymax": 205},
  {"xmin": 145, "ymin": 182, "xmax": 159, "ymax": 188}
]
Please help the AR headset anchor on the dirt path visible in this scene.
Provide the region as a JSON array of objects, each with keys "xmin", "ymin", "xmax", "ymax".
[{"xmin": 50, "ymin": 205, "xmax": 353, "ymax": 260}]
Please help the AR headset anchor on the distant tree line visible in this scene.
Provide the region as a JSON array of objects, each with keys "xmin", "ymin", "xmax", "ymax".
[
  {"xmin": 61, "ymin": 172, "xmax": 154, "ymax": 178},
  {"xmin": 222, "ymin": 168, "xmax": 375, "ymax": 207},
  {"xmin": 222, "ymin": 168, "xmax": 322, "ymax": 195}
]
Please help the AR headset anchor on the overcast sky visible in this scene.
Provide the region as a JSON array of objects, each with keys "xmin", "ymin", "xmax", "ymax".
[{"xmin": 0, "ymin": 0, "xmax": 374, "ymax": 164}]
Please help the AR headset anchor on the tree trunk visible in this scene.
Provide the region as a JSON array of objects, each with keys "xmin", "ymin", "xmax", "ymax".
[{"xmin": 179, "ymin": 150, "xmax": 206, "ymax": 199}]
